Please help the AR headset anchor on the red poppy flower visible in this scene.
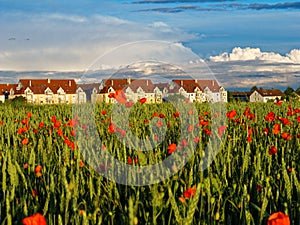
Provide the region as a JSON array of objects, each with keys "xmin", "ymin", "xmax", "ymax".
[
  {"xmin": 247, "ymin": 135, "xmax": 252, "ymax": 143},
  {"xmin": 115, "ymin": 90, "xmax": 127, "ymax": 105},
  {"xmin": 22, "ymin": 213, "xmax": 47, "ymax": 225},
  {"xmin": 126, "ymin": 101, "xmax": 133, "ymax": 108},
  {"xmin": 193, "ymin": 136, "xmax": 200, "ymax": 143},
  {"xmin": 35, "ymin": 165, "xmax": 43, "ymax": 177},
  {"xmin": 68, "ymin": 119, "xmax": 76, "ymax": 127},
  {"xmin": 265, "ymin": 112, "xmax": 275, "ymax": 122},
  {"xmin": 127, "ymin": 156, "xmax": 133, "ymax": 165},
  {"xmin": 0, "ymin": 121, "xmax": 3, "ymax": 125},
  {"xmin": 79, "ymin": 160, "xmax": 84, "ymax": 168},
  {"xmin": 267, "ymin": 212, "xmax": 290, "ymax": 225},
  {"xmin": 218, "ymin": 125, "xmax": 227, "ymax": 137},
  {"xmin": 173, "ymin": 111, "xmax": 180, "ymax": 118},
  {"xmin": 264, "ymin": 128, "xmax": 270, "ymax": 135},
  {"xmin": 152, "ymin": 112, "xmax": 159, "ymax": 117},
  {"xmin": 156, "ymin": 120, "xmax": 163, "ymax": 127},
  {"xmin": 256, "ymin": 185, "xmax": 262, "ymax": 192},
  {"xmin": 204, "ymin": 128, "xmax": 212, "ymax": 136},
  {"xmin": 272, "ymin": 124, "xmax": 281, "ymax": 135},
  {"xmin": 108, "ymin": 123, "xmax": 115, "ymax": 133},
  {"xmin": 268, "ymin": 146, "xmax": 277, "ymax": 155},
  {"xmin": 51, "ymin": 116, "xmax": 56, "ymax": 123},
  {"xmin": 199, "ymin": 120, "xmax": 209, "ymax": 126},
  {"xmin": 27, "ymin": 112, "xmax": 32, "ymax": 119},
  {"xmin": 56, "ymin": 128, "xmax": 63, "ymax": 136},
  {"xmin": 21, "ymin": 138, "xmax": 29, "ymax": 145},
  {"xmin": 243, "ymin": 107, "xmax": 250, "ymax": 116},
  {"xmin": 70, "ymin": 130, "xmax": 76, "ymax": 137},
  {"xmin": 168, "ymin": 143, "xmax": 177, "ymax": 154},
  {"xmin": 139, "ymin": 97, "xmax": 147, "ymax": 104},
  {"xmin": 53, "ymin": 121, "xmax": 61, "ymax": 129},
  {"xmin": 183, "ymin": 186, "xmax": 196, "ymax": 198},
  {"xmin": 188, "ymin": 110, "xmax": 194, "ymax": 115},
  {"xmin": 31, "ymin": 189, "xmax": 37, "ymax": 198},
  {"xmin": 297, "ymin": 116, "xmax": 300, "ymax": 123},
  {"xmin": 288, "ymin": 167, "xmax": 293, "ymax": 173},
  {"xmin": 159, "ymin": 113, "xmax": 165, "ymax": 118},
  {"xmin": 38, "ymin": 122, "xmax": 44, "ymax": 129},
  {"xmin": 23, "ymin": 163, "xmax": 28, "ymax": 169},
  {"xmin": 226, "ymin": 110, "xmax": 236, "ymax": 119},
  {"xmin": 188, "ymin": 124, "xmax": 194, "ymax": 133},
  {"xmin": 101, "ymin": 110, "xmax": 107, "ymax": 115},
  {"xmin": 274, "ymin": 100, "xmax": 282, "ymax": 106},
  {"xmin": 181, "ymin": 138, "xmax": 188, "ymax": 147},
  {"xmin": 22, "ymin": 119, "xmax": 28, "ymax": 125},
  {"xmin": 281, "ymin": 132, "xmax": 292, "ymax": 140},
  {"xmin": 280, "ymin": 118, "xmax": 290, "ymax": 125}
]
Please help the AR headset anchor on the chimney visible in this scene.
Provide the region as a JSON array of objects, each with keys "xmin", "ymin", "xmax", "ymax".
[
  {"xmin": 127, "ymin": 77, "xmax": 131, "ymax": 84},
  {"xmin": 181, "ymin": 80, "xmax": 183, "ymax": 86},
  {"xmin": 69, "ymin": 80, "xmax": 71, "ymax": 87},
  {"xmin": 195, "ymin": 79, "xmax": 197, "ymax": 83},
  {"xmin": 29, "ymin": 80, "xmax": 31, "ymax": 87},
  {"xmin": 146, "ymin": 80, "xmax": 149, "ymax": 86},
  {"xmin": 111, "ymin": 80, "xmax": 113, "ymax": 86},
  {"xmin": 47, "ymin": 78, "xmax": 50, "ymax": 84},
  {"xmin": 212, "ymin": 80, "xmax": 214, "ymax": 86}
]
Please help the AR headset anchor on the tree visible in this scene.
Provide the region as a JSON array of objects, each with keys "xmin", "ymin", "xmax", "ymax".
[
  {"xmin": 284, "ymin": 87, "xmax": 297, "ymax": 102},
  {"xmin": 284, "ymin": 86, "xmax": 294, "ymax": 96},
  {"xmin": 250, "ymin": 86, "xmax": 258, "ymax": 93}
]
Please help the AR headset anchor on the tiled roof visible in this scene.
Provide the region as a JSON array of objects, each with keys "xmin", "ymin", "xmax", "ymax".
[
  {"xmin": 77, "ymin": 83, "xmax": 101, "ymax": 91},
  {"xmin": 99, "ymin": 79, "xmax": 155, "ymax": 93},
  {"xmin": 172, "ymin": 80, "xmax": 203, "ymax": 93},
  {"xmin": 0, "ymin": 84, "xmax": 17, "ymax": 93},
  {"xmin": 196, "ymin": 80, "xmax": 220, "ymax": 92},
  {"xmin": 15, "ymin": 79, "xmax": 77, "ymax": 94},
  {"xmin": 257, "ymin": 88, "xmax": 283, "ymax": 97}
]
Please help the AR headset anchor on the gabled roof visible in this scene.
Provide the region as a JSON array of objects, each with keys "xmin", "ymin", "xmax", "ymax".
[
  {"xmin": 99, "ymin": 79, "xmax": 155, "ymax": 94},
  {"xmin": 77, "ymin": 83, "xmax": 101, "ymax": 92},
  {"xmin": 0, "ymin": 84, "xmax": 17, "ymax": 93},
  {"xmin": 172, "ymin": 80, "xmax": 203, "ymax": 93},
  {"xmin": 196, "ymin": 80, "xmax": 220, "ymax": 92},
  {"xmin": 15, "ymin": 79, "xmax": 77, "ymax": 94},
  {"xmin": 256, "ymin": 88, "xmax": 284, "ymax": 97}
]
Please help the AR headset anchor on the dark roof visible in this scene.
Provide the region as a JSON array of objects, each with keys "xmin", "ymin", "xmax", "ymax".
[
  {"xmin": 257, "ymin": 88, "xmax": 283, "ymax": 97},
  {"xmin": 15, "ymin": 79, "xmax": 77, "ymax": 94},
  {"xmin": 77, "ymin": 83, "xmax": 101, "ymax": 91},
  {"xmin": 231, "ymin": 91, "xmax": 251, "ymax": 96}
]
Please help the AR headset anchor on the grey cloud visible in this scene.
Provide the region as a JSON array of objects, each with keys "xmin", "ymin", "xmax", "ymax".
[
  {"xmin": 132, "ymin": 0, "xmax": 235, "ymax": 3},
  {"xmin": 134, "ymin": 1, "xmax": 300, "ymax": 13}
]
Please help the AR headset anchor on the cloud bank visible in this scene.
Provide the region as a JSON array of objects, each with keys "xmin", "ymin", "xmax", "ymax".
[
  {"xmin": 210, "ymin": 47, "xmax": 300, "ymax": 63},
  {"xmin": 0, "ymin": 13, "xmax": 196, "ymax": 71},
  {"xmin": 134, "ymin": 1, "xmax": 300, "ymax": 13},
  {"xmin": 208, "ymin": 47, "xmax": 300, "ymax": 90}
]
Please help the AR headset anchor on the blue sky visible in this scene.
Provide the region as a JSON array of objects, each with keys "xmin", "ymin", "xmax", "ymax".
[{"xmin": 0, "ymin": 0, "xmax": 300, "ymax": 89}]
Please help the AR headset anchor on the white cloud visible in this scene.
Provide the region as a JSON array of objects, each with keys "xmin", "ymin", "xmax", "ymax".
[
  {"xmin": 210, "ymin": 47, "xmax": 300, "ymax": 63},
  {"xmin": 0, "ymin": 13, "xmax": 195, "ymax": 71}
]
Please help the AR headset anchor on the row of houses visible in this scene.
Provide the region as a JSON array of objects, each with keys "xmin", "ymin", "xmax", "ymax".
[{"xmin": 0, "ymin": 78, "xmax": 228, "ymax": 104}]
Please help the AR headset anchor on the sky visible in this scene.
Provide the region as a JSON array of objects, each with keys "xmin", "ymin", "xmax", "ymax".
[{"xmin": 0, "ymin": 0, "xmax": 300, "ymax": 90}]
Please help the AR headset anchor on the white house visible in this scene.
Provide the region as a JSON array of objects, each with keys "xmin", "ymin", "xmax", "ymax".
[{"xmin": 250, "ymin": 88, "xmax": 284, "ymax": 103}]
